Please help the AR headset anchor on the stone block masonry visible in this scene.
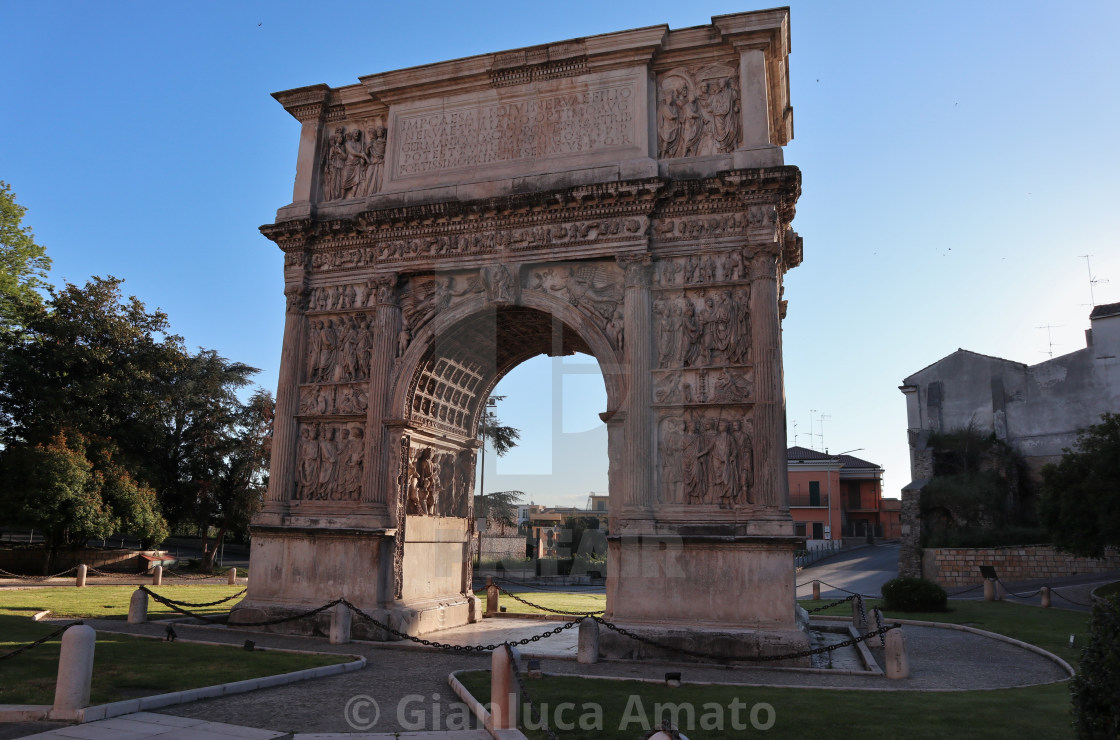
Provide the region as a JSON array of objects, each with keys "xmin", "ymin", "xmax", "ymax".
[{"xmin": 923, "ymin": 544, "xmax": 1120, "ymax": 587}]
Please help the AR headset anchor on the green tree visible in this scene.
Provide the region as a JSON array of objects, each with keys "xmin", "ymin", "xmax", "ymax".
[
  {"xmin": 0, "ymin": 181, "xmax": 51, "ymax": 338},
  {"xmin": 475, "ymin": 490, "xmax": 524, "ymax": 535},
  {"xmin": 158, "ymin": 350, "xmax": 272, "ymax": 571},
  {"xmin": 1039, "ymin": 413, "xmax": 1120, "ymax": 558},
  {"xmin": 0, "ymin": 431, "xmax": 172, "ymax": 572},
  {"xmin": 0, "ymin": 276, "xmax": 185, "ymax": 482},
  {"xmin": 479, "ymin": 395, "xmax": 520, "ymax": 456}
]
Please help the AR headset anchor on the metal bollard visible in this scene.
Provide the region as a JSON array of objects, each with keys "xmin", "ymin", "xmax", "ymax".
[
  {"xmin": 75, "ymin": 564, "xmax": 87, "ymax": 588},
  {"xmin": 885, "ymin": 627, "xmax": 910, "ymax": 679},
  {"xmin": 127, "ymin": 588, "xmax": 148, "ymax": 624},
  {"xmin": 152, "ymin": 565, "xmax": 163, "ymax": 586},
  {"xmin": 1041, "ymin": 586, "xmax": 1051, "ymax": 608},
  {"xmin": 330, "ymin": 601, "xmax": 352, "ymax": 644},
  {"xmin": 812, "ymin": 580, "xmax": 821, "ymax": 600},
  {"xmin": 486, "ymin": 576, "xmax": 499, "ymax": 615},
  {"xmin": 489, "ymin": 646, "xmax": 519, "ymax": 730},
  {"xmin": 227, "ymin": 567, "xmax": 238, "ymax": 585},
  {"xmin": 49, "ymin": 625, "xmax": 96, "ymax": 720},
  {"xmin": 983, "ymin": 579, "xmax": 996, "ymax": 602}
]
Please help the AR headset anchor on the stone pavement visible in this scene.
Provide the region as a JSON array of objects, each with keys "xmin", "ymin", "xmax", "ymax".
[{"xmin": 3, "ymin": 605, "xmax": 1075, "ymax": 739}]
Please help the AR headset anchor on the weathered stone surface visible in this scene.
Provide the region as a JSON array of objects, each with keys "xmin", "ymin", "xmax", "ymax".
[{"xmin": 238, "ymin": 9, "xmax": 805, "ymax": 657}]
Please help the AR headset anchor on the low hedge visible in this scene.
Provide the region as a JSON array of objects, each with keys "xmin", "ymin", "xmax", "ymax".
[{"xmin": 881, "ymin": 576, "xmax": 948, "ymax": 612}]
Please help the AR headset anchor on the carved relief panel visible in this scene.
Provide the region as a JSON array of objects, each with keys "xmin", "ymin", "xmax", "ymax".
[
  {"xmin": 298, "ymin": 383, "xmax": 369, "ymax": 416},
  {"xmin": 524, "ymin": 260, "xmax": 625, "ymax": 350},
  {"xmin": 321, "ymin": 119, "xmax": 387, "ymax": 202},
  {"xmin": 657, "ymin": 411, "xmax": 755, "ymax": 509},
  {"xmin": 656, "ymin": 64, "xmax": 741, "ymax": 159},
  {"xmin": 403, "ymin": 443, "xmax": 474, "ymax": 519},
  {"xmin": 304, "ymin": 313, "xmax": 374, "ymax": 384},
  {"xmin": 653, "ymin": 288, "xmax": 751, "ymax": 369},
  {"xmin": 654, "ymin": 366, "xmax": 753, "ymax": 406},
  {"xmin": 294, "ymin": 421, "xmax": 366, "ymax": 502}
]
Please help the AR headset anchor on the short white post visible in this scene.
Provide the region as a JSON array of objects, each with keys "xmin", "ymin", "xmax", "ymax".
[
  {"xmin": 127, "ymin": 588, "xmax": 148, "ymax": 624},
  {"xmin": 227, "ymin": 567, "xmax": 238, "ymax": 585},
  {"xmin": 578, "ymin": 618, "xmax": 600, "ymax": 664},
  {"xmin": 75, "ymin": 564, "xmax": 87, "ymax": 588},
  {"xmin": 152, "ymin": 565, "xmax": 163, "ymax": 586},
  {"xmin": 1041, "ymin": 586, "xmax": 1051, "ymax": 608},
  {"xmin": 489, "ymin": 646, "xmax": 519, "ymax": 730},
  {"xmin": 885, "ymin": 626, "xmax": 910, "ymax": 679},
  {"xmin": 330, "ymin": 601, "xmax": 351, "ymax": 644},
  {"xmin": 995, "ymin": 580, "xmax": 1007, "ymax": 601},
  {"xmin": 49, "ymin": 624, "xmax": 96, "ymax": 720},
  {"xmin": 812, "ymin": 580, "xmax": 821, "ymax": 600},
  {"xmin": 983, "ymin": 579, "xmax": 996, "ymax": 601}
]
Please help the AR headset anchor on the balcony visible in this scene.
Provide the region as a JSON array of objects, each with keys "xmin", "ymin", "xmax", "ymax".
[{"xmin": 790, "ymin": 494, "xmax": 830, "ymax": 508}]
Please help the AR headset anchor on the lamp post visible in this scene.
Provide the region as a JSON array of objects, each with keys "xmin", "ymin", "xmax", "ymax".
[{"xmin": 830, "ymin": 448, "xmax": 864, "ymax": 543}]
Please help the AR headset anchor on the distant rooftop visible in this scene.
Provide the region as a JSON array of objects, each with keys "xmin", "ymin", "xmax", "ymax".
[
  {"xmin": 787, "ymin": 446, "xmax": 881, "ymax": 469},
  {"xmin": 1090, "ymin": 301, "xmax": 1120, "ymax": 320}
]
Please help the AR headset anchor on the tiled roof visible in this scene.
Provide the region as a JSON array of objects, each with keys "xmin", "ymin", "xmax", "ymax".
[
  {"xmin": 1090, "ymin": 301, "xmax": 1120, "ymax": 320},
  {"xmin": 786, "ymin": 446, "xmax": 881, "ymax": 469}
]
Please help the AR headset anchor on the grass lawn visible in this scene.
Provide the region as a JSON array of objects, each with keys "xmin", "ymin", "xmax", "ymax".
[
  {"xmin": 0, "ymin": 584, "xmax": 246, "ymax": 620},
  {"xmin": 0, "ymin": 584, "xmax": 347, "ymax": 705},
  {"xmin": 1092, "ymin": 581, "xmax": 1120, "ymax": 600},
  {"xmin": 0, "ymin": 614, "xmax": 348, "ymax": 705},
  {"xmin": 455, "ymin": 598, "xmax": 1090, "ymax": 739},
  {"xmin": 474, "ymin": 589, "xmax": 606, "ymax": 616},
  {"xmin": 458, "ymin": 673, "xmax": 1073, "ymax": 740}
]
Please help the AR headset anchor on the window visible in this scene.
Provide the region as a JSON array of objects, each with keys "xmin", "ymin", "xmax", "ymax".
[
  {"xmin": 809, "ymin": 481, "xmax": 821, "ymax": 507},
  {"xmin": 794, "ymin": 522, "xmax": 807, "ymax": 537}
]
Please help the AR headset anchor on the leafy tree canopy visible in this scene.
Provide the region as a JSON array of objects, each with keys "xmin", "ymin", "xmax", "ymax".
[
  {"xmin": 0, "ymin": 181, "xmax": 51, "ymax": 336},
  {"xmin": 1040, "ymin": 413, "xmax": 1120, "ymax": 558}
]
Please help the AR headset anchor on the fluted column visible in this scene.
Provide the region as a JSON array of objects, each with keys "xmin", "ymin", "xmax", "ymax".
[
  {"xmin": 266, "ymin": 273, "xmax": 309, "ymax": 506},
  {"xmin": 364, "ymin": 273, "xmax": 400, "ymax": 510},
  {"xmin": 749, "ymin": 251, "xmax": 789, "ymax": 513},
  {"xmin": 618, "ymin": 255, "xmax": 653, "ymax": 511}
]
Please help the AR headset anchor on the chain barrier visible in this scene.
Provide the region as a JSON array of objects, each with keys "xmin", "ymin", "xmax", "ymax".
[
  {"xmin": 86, "ymin": 566, "xmax": 142, "ymax": 579},
  {"xmin": 994, "ymin": 580, "xmax": 1043, "ymax": 600},
  {"xmin": 490, "ymin": 574, "xmax": 603, "ymax": 592},
  {"xmin": 505, "ymin": 643, "xmax": 562, "ymax": 740},
  {"xmin": 811, "ymin": 580, "xmax": 881, "ymax": 599},
  {"xmin": 147, "ymin": 588, "xmax": 247, "ymax": 608},
  {"xmin": 164, "ymin": 570, "xmax": 225, "ymax": 580},
  {"xmin": 871, "ymin": 605, "xmax": 886, "ymax": 647},
  {"xmin": 0, "ymin": 620, "xmax": 83, "ymax": 662},
  {"xmin": 594, "ymin": 616, "xmax": 898, "ymax": 664},
  {"xmin": 0, "ymin": 566, "xmax": 77, "ymax": 581},
  {"xmin": 495, "ymin": 584, "xmax": 605, "ymax": 616},
  {"xmin": 805, "ymin": 594, "xmax": 856, "ymax": 614},
  {"xmin": 1050, "ymin": 588, "xmax": 1095, "ymax": 608},
  {"xmin": 343, "ymin": 599, "xmax": 582, "ymax": 653},
  {"xmin": 139, "ymin": 586, "xmax": 338, "ymax": 627}
]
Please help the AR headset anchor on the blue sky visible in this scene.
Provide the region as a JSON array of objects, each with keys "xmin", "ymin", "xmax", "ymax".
[{"xmin": 2, "ymin": 1, "xmax": 1118, "ymax": 508}]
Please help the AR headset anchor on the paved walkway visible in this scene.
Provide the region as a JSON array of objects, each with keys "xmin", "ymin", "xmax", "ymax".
[{"xmin": 5, "ymin": 603, "xmax": 1074, "ymax": 739}]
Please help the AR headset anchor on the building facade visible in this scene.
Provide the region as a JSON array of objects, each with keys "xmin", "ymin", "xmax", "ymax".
[{"xmin": 787, "ymin": 447, "xmax": 896, "ymax": 543}]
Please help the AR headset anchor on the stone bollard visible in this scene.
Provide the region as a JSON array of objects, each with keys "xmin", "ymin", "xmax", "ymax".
[
  {"xmin": 227, "ymin": 567, "xmax": 238, "ymax": 585},
  {"xmin": 75, "ymin": 564, "xmax": 87, "ymax": 588},
  {"xmin": 812, "ymin": 580, "xmax": 821, "ymax": 600},
  {"xmin": 486, "ymin": 576, "xmax": 499, "ymax": 615},
  {"xmin": 49, "ymin": 624, "xmax": 96, "ymax": 720},
  {"xmin": 1041, "ymin": 586, "xmax": 1051, "ymax": 608},
  {"xmin": 885, "ymin": 627, "xmax": 910, "ymax": 679},
  {"xmin": 330, "ymin": 601, "xmax": 352, "ymax": 644},
  {"xmin": 852, "ymin": 597, "xmax": 867, "ymax": 634},
  {"xmin": 489, "ymin": 646, "xmax": 519, "ymax": 730},
  {"xmin": 995, "ymin": 580, "xmax": 1007, "ymax": 601},
  {"xmin": 983, "ymin": 579, "xmax": 996, "ymax": 602},
  {"xmin": 127, "ymin": 588, "xmax": 148, "ymax": 624},
  {"xmin": 467, "ymin": 594, "xmax": 483, "ymax": 623},
  {"xmin": 152, "ymin": 565, "xmax": 162, "ymax": 586},
  {"xmin": 578, "ymin": 618, "xmax": 600, "ymax": 664}
]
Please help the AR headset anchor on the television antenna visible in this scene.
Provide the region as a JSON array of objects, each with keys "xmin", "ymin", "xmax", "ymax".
[
  {"xmin": 1036, "ymin": 323, "xmax": 1063, "ymax": 359},
  {"xmin": 1079, "ymin": 254, "xmax": 1108, "ymax": 307}
]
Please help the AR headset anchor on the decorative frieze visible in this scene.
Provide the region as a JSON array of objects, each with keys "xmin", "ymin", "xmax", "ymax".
[
  {"xmin": 654, "ymin": 366, "xmax": 753, "ymax": 406},
  {"xmin": 298, "ymin": 383, "xmax": 369, "ymax": 416}
]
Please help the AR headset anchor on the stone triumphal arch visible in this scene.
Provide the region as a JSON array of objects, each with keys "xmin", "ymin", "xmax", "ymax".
[{"xmin": 233, "ymin": 8, "xmax": 807, "ymax": 659}]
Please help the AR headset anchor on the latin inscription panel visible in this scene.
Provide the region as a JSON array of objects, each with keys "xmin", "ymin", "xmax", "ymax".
[{"xmin": 384, "ymin": 69, "xmax": 648, "ymax": 190}]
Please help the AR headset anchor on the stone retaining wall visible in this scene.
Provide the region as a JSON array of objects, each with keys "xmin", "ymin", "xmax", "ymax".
[
  {"xmin": 0, "ymin": 548, "xmax": 150, "ymax": 575},
  {"xmin": 923, "ymin": 544, "xmax": 1120, "ymax": 586}
]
